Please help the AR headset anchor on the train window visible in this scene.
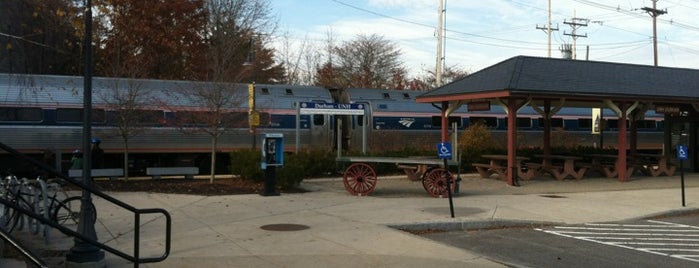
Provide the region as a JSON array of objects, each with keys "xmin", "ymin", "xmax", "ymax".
[
  {"xmin": 537, "ymin": 117, "xmax": 564, "ymax": 128},
  {"xmin": 382, "ymin": 93, "xmax": 390, "ymax": 99},
  {"xmin": 636, "ymin": 120, "xmax": 656, "ymax": 129},
  {"xmin": 551, "ymin": 118, "xmax": 563, "ymax": 128},
  {"xmin": 469, "ymin": 117, "xmax": 497, "ymax": 128},
  {"xmin": 516, "ymin": 117, "xmax": 532, "ymax": 128},
  {"xmin": 378, "ymin": 104, "xmax": 388, "ymax": 110},
  {"xmin": 259, "ymin": 112, "xmax": 270, "ymax": 126},
  {"xmin": 285, "ymin": 89, "xmax": 293, "ymax": 95},
  {"xmin": 135, "ymin": 110, "xmax": 163, "ymax": 125},
  {"xmin": 402, "ymin": 93, "xmax": 410, "ymax": 99},
  {"xmin": 356, "ymin": 115, "xmax": 364, "ymax": 127},
  {"xmin": 313, "ymin": 114, "xmax": 324, "ymax": 126},
  {"xmin": 261, "ymin": 88, "xmax": 269, "ymax": 94},
  {"xmin": 578, "ymin": 118, "xmax": 592, "ymax": 128},
  {"xmin": 56, "ymin": 108, "xmax": 105, "ymax": 123},
  {"xmin": 607, "ymin": 119, "xmax": 632, "ymax": 129},
  {"xmin": 223, "ymin": 112, "xmax": 248, "ymax": 127},
  {"xmin": 0, "ymin": 107, "xmax": 43, "ymax": 122}
]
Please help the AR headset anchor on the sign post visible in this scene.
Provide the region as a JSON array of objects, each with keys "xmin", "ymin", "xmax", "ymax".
[
  {"xmin": 437, "ymin": 142, "xmax": 455, "ymax": 218},
  {"xmin": 678, "ymin": 145, "xmax": 688, "ymax": 207}
]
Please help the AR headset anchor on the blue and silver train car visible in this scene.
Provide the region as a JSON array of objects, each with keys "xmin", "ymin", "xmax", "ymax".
[
  {"xmin": 341, "ymin": 87, "xmax": 665, "ymax": 151},
  {"xmin": 0, "ymin": 73, "xmax": 335, "ymax": 175}
]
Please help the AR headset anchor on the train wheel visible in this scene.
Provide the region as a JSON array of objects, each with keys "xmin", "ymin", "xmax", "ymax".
[
  {"xmin": 343, "ymin": 163, "xmax": 377, "ymax": 196},
  {"xmin": 422, "ymin": 168, "xmax": 454, "ymax": 198}
]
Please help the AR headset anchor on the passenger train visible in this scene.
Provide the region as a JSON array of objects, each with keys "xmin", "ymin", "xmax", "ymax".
[{"xmin": 0, "ymin": 73, "xmax": 665, "ymax": 176}]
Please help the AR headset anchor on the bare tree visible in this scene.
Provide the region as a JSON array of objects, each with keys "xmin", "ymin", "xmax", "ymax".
[
  {"xmin": 315, "ymin": 33, "xmax": 407, "ymax": 89},
  {"xmin": 97, "ymin": 77, "xmax": 155, "ymax": 180},
  {"xmin": 169, "ymin": 81, "xmax": 246, "ymax": 183},
  {"xmin": 278, "ymin": 32, "xmax": 322, "ymax": 85},
  {"xmin": 163, "ymin": 0, "xmax": 278, "ymax": 182}
]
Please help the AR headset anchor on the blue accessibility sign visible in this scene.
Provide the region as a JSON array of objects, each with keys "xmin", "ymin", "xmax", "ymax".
[
  {"xmin": 678, "ymin": 145, "xmax": 688, "ymax": 160},
  {"xmin": 437, "ymin": 142, "xmax": 452, "ymax": 159}
]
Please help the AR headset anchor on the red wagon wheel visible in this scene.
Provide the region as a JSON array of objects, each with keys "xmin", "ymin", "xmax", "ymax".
[
  {"xmin": 422, "ymin": 168, "xmax": 454, "ymax": 198},
  {"xmin": 343, "ymin": 163, "xmax": 378, "ymax": 196}
]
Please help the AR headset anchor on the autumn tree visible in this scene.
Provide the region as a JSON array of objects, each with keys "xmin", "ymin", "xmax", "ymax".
[
  {"xmin": 174, "ymin": 0, "xmax": 279, "ymax": 182},
  {"xmin": 202, "ymin": 0, "xmax": 284, "ymax": 84},
  {"xmin": 93, "ymin": 0, "xmax": 208, "ymax": 80},
  {"xmin": 315, "ymin": 34, "xmax": 407, "ymax": 89},
  {"xmin": 0, "ymin": 0, "xmax": 82, "ymax": 75},
  {"xmin": 407, "ymin": 65, "xmax": 469, "ymax": 91}
]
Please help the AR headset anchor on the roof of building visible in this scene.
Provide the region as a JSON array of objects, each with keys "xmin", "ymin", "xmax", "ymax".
[{"xmin": 417, "ymin": 55, "xmax": 699, "ymax": 105}]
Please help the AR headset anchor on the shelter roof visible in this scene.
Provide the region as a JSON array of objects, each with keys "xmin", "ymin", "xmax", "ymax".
[{"xmin": 417, "ymin": 56, "xmax": 699, "ymax": 105}]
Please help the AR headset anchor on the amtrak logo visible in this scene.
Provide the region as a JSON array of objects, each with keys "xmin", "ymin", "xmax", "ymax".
[{"xmin": 399, "ymin": 118, "xmax": 415, "ymax": 128}]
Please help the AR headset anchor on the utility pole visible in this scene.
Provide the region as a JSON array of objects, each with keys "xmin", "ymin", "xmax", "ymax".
[
  {"xmin": 435, "ymin": 0, "xmax": 445, "ymax": 87},
  {"xmin": 563, "ymin": 11, "xmax": 588, "ymax": 60},
  {"xmin": 536, "ymin": 0, "xmax": 559, "ymax": 57},
  {"xmin": 642, "ymin": 0, "xmax": 666, "ymax": 66}
]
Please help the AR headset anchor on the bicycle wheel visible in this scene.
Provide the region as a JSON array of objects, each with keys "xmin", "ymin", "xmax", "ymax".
[
  {"xmin": 0, "ymin": 203, "xmax": 18, "ymax": 232},
  {"xmin": 52, "ymin": 196, "xmax": 82, "ymax": 227}
]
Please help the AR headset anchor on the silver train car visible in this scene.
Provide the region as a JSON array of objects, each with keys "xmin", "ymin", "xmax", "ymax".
[{"xmin": 0, "ymin": 73, "xmax": 335, "ymax": 175}]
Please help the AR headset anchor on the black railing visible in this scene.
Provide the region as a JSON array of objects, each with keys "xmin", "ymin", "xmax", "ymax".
[
  {"xmin": 0, "ymin": 142, "xmax": 171, "ymax": 267},
  {"xmin": 0, "ymin": 227, "xmax": 48, "ymax": 267}
]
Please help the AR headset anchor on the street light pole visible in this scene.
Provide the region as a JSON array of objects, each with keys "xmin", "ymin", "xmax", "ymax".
[{"xmin": 66, "ymin": 0, "xmax": 105, "ymax": 266}]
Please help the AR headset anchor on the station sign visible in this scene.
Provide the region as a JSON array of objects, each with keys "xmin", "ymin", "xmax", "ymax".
[
  {"xmin": 468, "ymin": 101, "xmax": 491, "ymax": 111},
  {"xmin": 655, "ymin": 105, "xmax": 680, "ymax": 115},
  {"xmin": 299, "ymin": 102, "xmax": 365, "ymax": 115}
]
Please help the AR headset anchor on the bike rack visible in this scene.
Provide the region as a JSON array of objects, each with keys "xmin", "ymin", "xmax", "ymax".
[{"xmin": 0, "ymin": 141, "xmax": 172, "ymax": 267}]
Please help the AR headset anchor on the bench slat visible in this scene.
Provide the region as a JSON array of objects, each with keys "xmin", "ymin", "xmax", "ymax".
[{"xmin": 146, "ymin": 167, "xmax": 199, "ymax": 179}]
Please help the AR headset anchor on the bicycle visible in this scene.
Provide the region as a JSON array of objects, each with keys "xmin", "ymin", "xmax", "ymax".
[{"xmin": 0, "ymin": 173, "xmax": 84, "ymax": 236}]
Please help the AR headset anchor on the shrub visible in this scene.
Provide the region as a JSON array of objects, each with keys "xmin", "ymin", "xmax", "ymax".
[
  {"xmin": 458, "ymin": 121, "xmax": 503, "ymax": 171},
  {"xmin": 231, "ymin": 149, "xmax": 341, "ymax": 190},
  {"xmin": 230, "ymin": 150, "xmax": 264, "ymax": 181}
]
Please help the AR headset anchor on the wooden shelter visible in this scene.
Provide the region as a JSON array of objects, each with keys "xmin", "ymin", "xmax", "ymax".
[{"xmin": 417, "ymin": 55, "xmax": 699, "ymax": 185}]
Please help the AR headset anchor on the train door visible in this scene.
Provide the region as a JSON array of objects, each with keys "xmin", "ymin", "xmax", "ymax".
[
  {"xmin": 308, "ymin": 110, "xmax": 334, "ymax": 150},
  {"xmin": 346, "ymin": 102, "xmax": 371, "ymax": 152}
]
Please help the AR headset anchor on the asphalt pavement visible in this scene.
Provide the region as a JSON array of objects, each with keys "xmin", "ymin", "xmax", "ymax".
[{"xmin": 6, "ymin": 172, "xmax": 699, "ymax": 267}]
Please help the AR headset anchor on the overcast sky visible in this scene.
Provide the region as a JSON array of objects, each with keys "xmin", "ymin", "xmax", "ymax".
[{"xmin": 270, "ymin": 0, "xmax": 699, "ymax": 77}]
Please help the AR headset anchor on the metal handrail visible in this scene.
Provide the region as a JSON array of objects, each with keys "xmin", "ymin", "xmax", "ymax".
[
  {"xmin": 0, "ymin": 142, "xmax": 171, "ymax": 267},
  {"xmin": 0, "ymin": 226, "xmax": 48, "ymax": 267}
]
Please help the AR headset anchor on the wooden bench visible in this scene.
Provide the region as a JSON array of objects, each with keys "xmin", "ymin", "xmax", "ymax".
[
  {"xmin": 518, "ymin": 163, "xmax": 541, "ymax": 180},
  {"xmin": 472, "ymin": 163, "xmax": 500, "ymax": 178},
  {"xmin": 146, "ymin": 167, "xmax": 199, "ymax": 179},
  {"xmin": 636, "ymin": 160, "xmax": 676, "ymax": 177},
  {"xmin": 69, "ymin": 168, "xmax": 124, "ymax": 180},
  {"xmin": 473, "ymin": 162, "xmax": 537, "ymax": 181}
]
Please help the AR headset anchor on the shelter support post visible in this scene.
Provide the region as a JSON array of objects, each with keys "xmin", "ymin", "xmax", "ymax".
[
  {"xmin": 503, "ymin": 98, "xmax": 529, "ymax": 186},
  {"xmin": 618, "ymin": 102, "xmax": 629, "ymax": 181},
  {"xmin": 531, "ymin": 98, "xmax": 565, "ymax": 156}
]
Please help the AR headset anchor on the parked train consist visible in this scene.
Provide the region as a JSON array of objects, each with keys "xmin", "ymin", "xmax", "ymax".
[{"xmin": 0, "ymin": 73, "xmax": 665, "ymax": 176}]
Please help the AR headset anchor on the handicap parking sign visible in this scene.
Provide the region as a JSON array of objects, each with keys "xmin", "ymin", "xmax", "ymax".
[
  {"xmin": 437, "ymin": 142, "xmax": 452, "ymax": 159},
  {"xmin": 678, "ymin": 145, "xmax": 688, "ymax": 160}
]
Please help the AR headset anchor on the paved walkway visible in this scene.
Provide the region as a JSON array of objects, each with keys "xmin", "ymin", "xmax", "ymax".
[{"xmin": 10, "ymin": 173, "xmax": 699, "ymax": 267}]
